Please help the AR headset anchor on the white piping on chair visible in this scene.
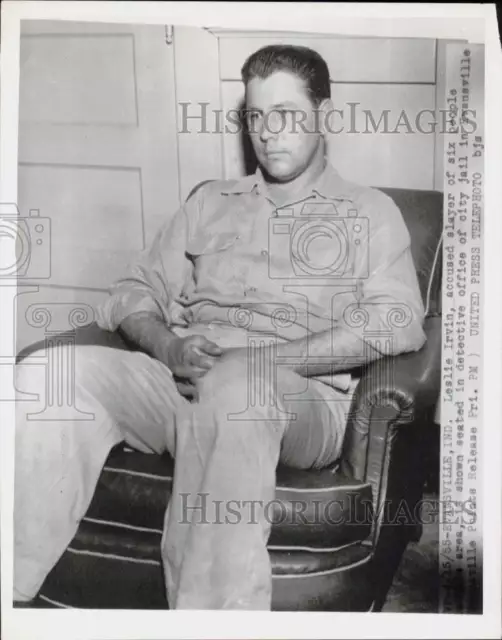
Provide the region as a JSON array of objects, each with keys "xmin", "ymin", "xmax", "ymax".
[
  {"xmin": 277, "ymin": 481, "xmax": 372, "ymax": 494},
  {"xmin": 66, "ymin": 547, "xmax": 162, "ymax": 566},
  {"xmin": 39, "ymin": 594, "xmax": 74, "ymax": 608},
  {"xmin": 268, "ymin": 541, "xmax": 359, "ymax": 553},
  {"xmin": 102, "ymin": 466, "xmax": 172, "ymax": 482},
  {"xmin": 82, "ymin": 516, "xmax": 164, "ymax": 535},
  {"xmin": 272, "ymin": 553, "xmax": 372, "ymax": 579},
  {"xmin": 425, "ymin": 233, "xmax": 443, "ymax": 317}
]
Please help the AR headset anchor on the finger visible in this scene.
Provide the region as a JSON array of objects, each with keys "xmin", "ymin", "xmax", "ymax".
[
  {"xmin": 185, "ymin": 352, "xmax": 211, "ymax": 372},
  {"xmin": 188, "ymin": 335, "xmax": 210, "ymax": 349},
  {"xmin": 188, "ymin": 334, "xmax": 222, "ymax": 353},
  {"xmin": 198, "ymin": 338, "xmax": 223, "ymax": 356},
  {"xmin": 193, "ymin": 354, "xmax": 217, "ymax": 370},
  {"xmin": 186, "ymin": 339, "xmax": 211, "ymax": 361},
  {"xmin": 186, "ymin": 337, "xmax": 223, "ymax": 363},
  {"xmin": 175, "ymin": 380, "xmax": 197, "ymax": 399},
  {"xmin": 187, "ymin": 364, "xmax": 214, "ymax": 379}
]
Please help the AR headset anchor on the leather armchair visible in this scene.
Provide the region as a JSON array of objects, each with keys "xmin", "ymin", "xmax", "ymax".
[{"xmin": 17, "ymin": 185, "xmax": 443, "ymax": 611}]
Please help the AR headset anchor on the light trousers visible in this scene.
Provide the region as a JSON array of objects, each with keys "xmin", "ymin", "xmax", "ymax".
[{"xmin": 14, "ymin": 337, "xmax": 353, "ymax": 610}]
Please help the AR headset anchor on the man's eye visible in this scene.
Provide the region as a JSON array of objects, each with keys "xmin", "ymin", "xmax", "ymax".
[{"xmin": 272, "ymin": 109, "xmax": 298, "ymax": 126}]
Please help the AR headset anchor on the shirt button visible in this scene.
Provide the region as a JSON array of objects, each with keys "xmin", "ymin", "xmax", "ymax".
[{"xmin": 261, "ymin": 249, "xmax": 268, "ymax": 257}]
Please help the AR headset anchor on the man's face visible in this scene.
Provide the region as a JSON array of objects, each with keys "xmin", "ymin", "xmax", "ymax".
[{"xmin": 245, "ymin": 71, "xmax": 324, "ymax": 183}]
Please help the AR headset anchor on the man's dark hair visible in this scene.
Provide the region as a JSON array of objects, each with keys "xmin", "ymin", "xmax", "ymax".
[{"xmin": 241, "ymin": 44, "xmax": 331, "ymax": 106}]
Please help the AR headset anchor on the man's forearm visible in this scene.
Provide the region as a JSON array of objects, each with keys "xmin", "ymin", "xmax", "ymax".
[
  {"xmin": 274, "ymin": 317, "xmax": 424, "ymax": 377},
  {"xmin": 274, "ymin": 327, "xmax": 379, "ymax": 377},
  {"xmin": 118, "ymin": 311, "xmax": 178, "ymax": 364}
]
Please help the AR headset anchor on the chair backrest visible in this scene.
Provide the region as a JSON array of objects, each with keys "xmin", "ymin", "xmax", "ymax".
[{"xmin": 378, "ymin": 187, "xmax": 443, "ymax": 317}]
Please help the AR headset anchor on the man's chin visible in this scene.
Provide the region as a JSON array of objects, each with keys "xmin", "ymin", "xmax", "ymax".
[{"xmin": 262, "ymin": 162, "xmax": 295, "ymax": 183}]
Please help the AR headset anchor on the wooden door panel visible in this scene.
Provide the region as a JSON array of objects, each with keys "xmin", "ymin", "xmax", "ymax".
[
  {"xmin": 19, "ymin": 125, "xmax": 151, "ymax": 166},
  {"xmin": 17, "ymin": 20, "xmax": 180, "ymax": 353},
  {"xmin": 19, "ymin": 32, "xmax": 138, "ymax": 126},
  {"xmin": 19, "ymin": 20, "xmax": 179, "ymax": 286},
  {"xmin": 18, "ymin": 163, "xmax": 142, "ymax": 290},
  {"xmin": 18, "ymin": 163, "xmax": 144, "ymax": 252}
]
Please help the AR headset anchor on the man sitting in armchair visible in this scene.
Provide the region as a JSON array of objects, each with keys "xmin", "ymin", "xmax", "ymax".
[{"xmin": 14, "ymin": 44, "xmax": 426, "ymax": 610}]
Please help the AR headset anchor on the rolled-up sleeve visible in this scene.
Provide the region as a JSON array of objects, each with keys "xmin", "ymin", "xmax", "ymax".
[{"xmin": 95, "ymin": 187, "xmax": 203, "ymax": 332}]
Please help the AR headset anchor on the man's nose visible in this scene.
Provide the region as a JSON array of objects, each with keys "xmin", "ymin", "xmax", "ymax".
[
  {"xmin": 259, "ymin": 114, "xmax": 278, "ymax": 142},
  {"xmin": 259, "ymin": 122, "xmax": 274, "ymax": 143}
]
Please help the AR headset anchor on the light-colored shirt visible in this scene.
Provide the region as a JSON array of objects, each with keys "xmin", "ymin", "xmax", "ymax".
[{"xmin": 96, "ymin": 163, "xmax": 426, "ymax": 392}]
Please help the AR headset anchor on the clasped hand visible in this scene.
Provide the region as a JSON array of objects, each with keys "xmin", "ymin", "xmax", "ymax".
[{"xmin": 164, "ymin": 335, "xmax": 245, "ymax": 401}]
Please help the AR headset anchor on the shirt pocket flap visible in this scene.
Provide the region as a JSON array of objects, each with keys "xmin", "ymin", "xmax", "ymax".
[{"xmin": 187, "ymin": 231, "xmax": 240, "ymax": 256}]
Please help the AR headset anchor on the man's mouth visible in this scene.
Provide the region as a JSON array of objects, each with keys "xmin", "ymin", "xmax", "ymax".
[{"xmin": 266, "ymin": 151, "xmax": 288, "ymax": 158}]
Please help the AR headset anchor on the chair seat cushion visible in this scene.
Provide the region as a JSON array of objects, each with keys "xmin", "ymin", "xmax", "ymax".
[
  {"xmin": 36, "ymin": 443, "xmax": 375, "ymax": 611},
  {"xmin": 87, "ymin": 443, "xmax": 373, "ymax": 549},
  {"xmin": 38, "ymin": 523, "xmax": 373, "ymax": 610}
]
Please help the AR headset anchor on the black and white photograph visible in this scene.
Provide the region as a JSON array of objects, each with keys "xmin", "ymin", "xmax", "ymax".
[{"xmin": 1, "ymin": 3, "xmax": 500, "ymax": 639}]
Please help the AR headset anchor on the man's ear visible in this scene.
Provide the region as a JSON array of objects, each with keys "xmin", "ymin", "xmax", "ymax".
[{"xmin": 316, "ymin": 98, "xmax": 334, "ymax": 135}]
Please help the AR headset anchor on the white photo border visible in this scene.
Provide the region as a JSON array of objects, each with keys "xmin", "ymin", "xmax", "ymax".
[{"xmin": 1, "ymin": 2, "xmax": 501, "ymax": 639}]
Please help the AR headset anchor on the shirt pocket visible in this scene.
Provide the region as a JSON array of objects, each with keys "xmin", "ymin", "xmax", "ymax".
[
  {"xmin": 186, "ymin": 230, "xmax": 240, "ymax": 257},
  {"xmin": 187, "ymin": 230, "xmax": 241, "ymax": 290}
]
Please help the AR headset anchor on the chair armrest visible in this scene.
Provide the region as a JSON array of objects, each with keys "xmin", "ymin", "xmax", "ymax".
[
  {"xmin": 340, "ymin": 314, "xmax": 441, "ymax": 482},
  {"xmin": 16, "ymin": 322, "xmax": 130, "ymax": 363},
  {"xmin": 340, "ymin": 316, "xmax": 441, "ymax": 609},
  {"xmin": 359, "ymin": 314, "xmax": 441, "ymax": 417}
]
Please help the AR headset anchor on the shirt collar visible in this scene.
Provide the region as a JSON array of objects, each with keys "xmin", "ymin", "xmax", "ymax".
[{"xmin": 220, "ymin": 162, "xmax": 356, "ymax": 202}]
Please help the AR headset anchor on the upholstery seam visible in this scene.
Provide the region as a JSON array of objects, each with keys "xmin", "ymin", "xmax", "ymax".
[
  {"xmin": 268, "ymin": 541, "xmax": 359, "ymax": 553},
  {"xmin": 66, "ymin": 547, "xmax": 162, "ymax": 566},
  {"xmin": 82, "ymin": 516, "xmax": 164, "ymax": 535},
  {"xmin": 38, "ymin": 594, "xmax": 73, "ymax": 608},
  {"xmin": 272, "ymin": 553, "xmax": 372, "ymax": 579},
  {"xmin": 102, "ymin": 466, "xmax": 172, "ymax": 482}
]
